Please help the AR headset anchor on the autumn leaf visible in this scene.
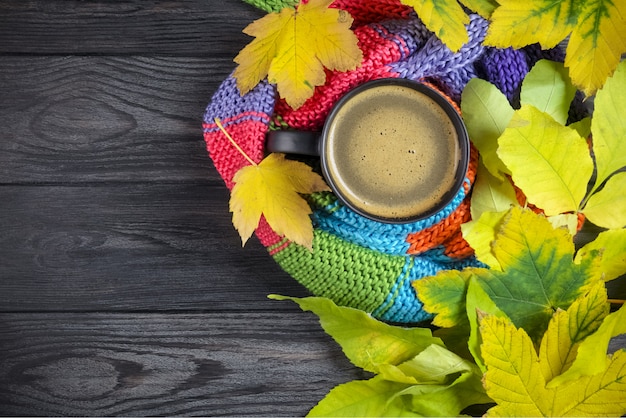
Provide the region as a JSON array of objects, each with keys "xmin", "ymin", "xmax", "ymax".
[
  {"xmin": 230, "ymin": 152, "xmax": 329, "ymax": 249},
  {"xmin": 214, "ymin": 118, "xmax": 329, "ymax": 249},
  {"xmin": 233, "ymin": 0, "xmax": 362, "ymax": 109},
  {"xmin": 497, "ymin": 104, "xmax": 593, "ymax": 216},
  {"xmin": 484, "ymin": 0, "xmax": 579, "ymax": 50},
  {"xmin": 575, "ymin": 228, "xmax": 626, "ymax": 282},
  {"xmin": 485, "ymin": 0, "xmax": 626, "ymax": 95},
  {"xmin": 564, "ymin": 0, "xmax": 626, "ymax": 96},
  {"xmin": 458, "ymin": 0, "xmax": 498, "ymax": 18},
  {"xmin": 537, "ymin": 281, "xmax": 608, "ymax": 382},
  {"xmin": 480, "ymin": 313, "xmax": 626, "ymax": 417}
]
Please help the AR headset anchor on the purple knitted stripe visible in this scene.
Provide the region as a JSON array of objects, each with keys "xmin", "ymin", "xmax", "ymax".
[
  {"xmin": 375, "ymin": 16, "xmax": 431, "ymax": 59},
  {"xmin": 203, "ymin": 113, "xmax": 271, "ymax": 134},
  {"xmin": 390, "ymin": 14, "xmax": 488, "ymax": 102},
  {"xmin": 475, "ymin": 47, "xmax": 528, "ymax": 106},
  {"xmin": 203, "ymin": 75, "xmax": 276, "ymax": 125}
]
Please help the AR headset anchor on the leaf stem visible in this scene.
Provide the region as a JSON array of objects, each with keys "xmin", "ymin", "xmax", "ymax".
[{"xmin": 214, "ymin": 117, "xmax": 257, "ymax": 166}]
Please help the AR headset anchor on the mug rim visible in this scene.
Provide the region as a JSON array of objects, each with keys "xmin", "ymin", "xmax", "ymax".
[{"xmin": 320, "ymin": 77, "xmax": 470, "ymax": 224}]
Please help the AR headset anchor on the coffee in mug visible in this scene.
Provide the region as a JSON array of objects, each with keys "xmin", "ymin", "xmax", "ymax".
[{"xmin": 267, "ymin": 78, "xmax": 469, "ymax": 223}]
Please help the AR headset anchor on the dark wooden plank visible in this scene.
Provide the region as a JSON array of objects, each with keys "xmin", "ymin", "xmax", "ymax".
[
  {"xmin": 0, "ymin": 55, "xmax": 235, "ymax": 184},
  {"xmin": 0, "ymin": 184, "xmax": 310, "ymax": 312},
  {"xmin": 0, "ymin": 312, "xmax": 368, "ymax": 416},
  {"xmin": 0, "ymin": 0, "xmax": 263, "ymax": 56}
]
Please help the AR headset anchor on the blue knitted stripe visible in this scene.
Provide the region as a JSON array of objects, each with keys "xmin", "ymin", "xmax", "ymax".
[
  {"xmin": 373, "ymin": 254, "xmax": 484, "ymax": 323},
  {"xmin": 311, "ymin": 178, "xmax": 469, "ymax": 256}
]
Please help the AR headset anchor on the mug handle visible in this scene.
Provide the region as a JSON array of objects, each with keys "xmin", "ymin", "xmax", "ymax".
[{"xmin": 266, "ymin": 130, "xmax": 321, "ymax": 157}]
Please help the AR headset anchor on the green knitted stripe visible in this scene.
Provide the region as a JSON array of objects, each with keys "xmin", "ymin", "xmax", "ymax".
[
  {"xmin": 242, "ymin": 0, "xmax": 299, "ymax": 13},
  {"xmin": 271, "ymin": 228, "xmax": 405, "ymax": 313}
]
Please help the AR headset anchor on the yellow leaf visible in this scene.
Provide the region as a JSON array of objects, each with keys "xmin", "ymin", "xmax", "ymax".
[
  {"xmin": 582, "ymin": 171, "xmax": 626, "ymax": 229},
  {"xmin": 233, "ymin": 0, "xmax": 362, "ymax": 109},
  {"xmin": 538, "ymin": 281, "xmax": 608, "ymax": 383},
  {"xmin": 497, "ymin": 105, "xmax": 593, "ymax": 216},
  {"xmin": 484, "ymin": 0, "xmax": 578, "ymax": 49},
  {"xmin": 229, "ymin": 153, "xmax": 330, "ymax": 249},
  {"xmin": 589, "ymin": 60, "xmax": 626, "ymax": 190},
  {"xmin": 400, "ymin": 0, "xmax": 470, "ymax": 52},
  {"xmin": 565, "ymin": 0, "xmax": 626, "ymax": 96},
  {"xmin": 480, "ymin": 315, "xmax": 553, "ymax": 416},
  {"xmin": 481, "ymin": 312, "xmax": 626, "ymax": 417}
]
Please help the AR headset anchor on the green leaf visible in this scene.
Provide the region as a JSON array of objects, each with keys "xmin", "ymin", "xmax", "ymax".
[
  {"xmin": 582, "ymin": 171, "xmax": 626, "ymax": 229},
  {"xmin": 520, "ymin": 59, "xmax": 577, "ymax": 125},
  {"xmin": 458, "ymin": 0, "xmax": 498, "ymax": 18},
  {"xmin": 394, "ymin": 371, "xmax": 492, "ymax": 416},
  {"xmin": 461, "ymin": 210, "xmax": 508, "ymax": 270},
  {"xmin": 476, "ymin": 207, "xmax": 597, "ymax": 341},
  {"xmin": 589, "ymin": 60, "xmax": 626, "ymax": 191},
  {"xmin": 307, "ymin": 376, "xmax": 413, "ymax": 417},
  {"xmin": 466, "ymin": 278, "xmax": 508, "ymax": 373},
  {"xmin": 399, "ymin": 0, "xmax": 470, "ymax": 52},
  {"xmin": 497, "ymin": 104, "xmax": 593, "ymax": 216},
  {"xmin": 378, "ymin": 344, "xmax": 474, "ymax": 385},
  {"xmin": 269, "ymin": 295, "xmax": 443, "ymax": 373},
  {"xmin": 548, "ymin": 301, "xmax": 626, "ymax": 387},
  {"xmin": 470, "ymin": 162, "xmax": 518, "ymax": 220},
  {"xmin": 461, "ymin": 78, "xmax": 513, "ymax": 179},
  {"xmin": 484, "ymin": 0, "xmax": 579, "ymax": 49},
  {"xmin": 538, "ymin": 280, "xmax": 609, "ymax": 383},
  {"xmin": 413, "ymin": 269, "xmax": 476, "ymax": 328},
  {"xmin": 575, "ymin": 228, "xmax": 626, "ymax": 282}
]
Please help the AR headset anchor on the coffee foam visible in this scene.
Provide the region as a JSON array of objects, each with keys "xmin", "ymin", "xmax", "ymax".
[{"xmin": 325, "ymin": 84, "xmax": 460, "ymax": 220}]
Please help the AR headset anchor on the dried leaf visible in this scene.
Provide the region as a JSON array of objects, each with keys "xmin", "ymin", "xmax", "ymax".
[
  {"xmin": 233, "ymin": 0, "xmax": 362, "ymax": 109},
  {"xmin": 229, "ymin": 153, "xmax": 329, "ymax": 249}
]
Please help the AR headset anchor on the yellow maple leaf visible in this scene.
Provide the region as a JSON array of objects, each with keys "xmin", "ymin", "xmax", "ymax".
[
  {"xmin": 232, "ymin": 0, "xmax": 362, "ymax": 109},
  {"xmin": 229, "ymin": 152, "xmax": 330, "ymax": 250},
  {"xmin": 481, "ymin": 313, "xmax": 626, "ymax": 417},
  {"xmin": 485, "ymin": 0, "xmax": 626, "ymax": 96}
]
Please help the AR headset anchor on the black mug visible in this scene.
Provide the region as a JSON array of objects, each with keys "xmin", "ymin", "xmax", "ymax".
[{"xmin": 267, "ymin": 78, "xmax": 470, "ymax": 224}]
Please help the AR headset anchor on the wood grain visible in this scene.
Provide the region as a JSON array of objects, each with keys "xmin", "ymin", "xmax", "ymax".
[
  {"xmin": 0, "ymin": 183, "xmax": 311, "ymax": 312},
  {"xmin": 0, "ymin": 312, "xmax": 368, "ymax": 416},
  {"xmin": 0, "ymin": 0, "xmax": 263, "ymax": 56},
  {"xmin": 0, "ymin": 55, "xmax": 234, "ymax": 183}
]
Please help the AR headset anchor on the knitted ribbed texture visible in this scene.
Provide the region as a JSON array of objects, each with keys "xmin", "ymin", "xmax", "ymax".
[{"xmin": 203, "ymin": 0, "xmax": 566, "ymax": 323}]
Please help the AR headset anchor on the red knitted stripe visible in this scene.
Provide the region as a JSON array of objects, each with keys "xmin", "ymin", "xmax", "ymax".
[
  {"xmin": 203, "ymin": 120, "xmax": 267, "ymax": 189},
  {"xmin": 331, "ymin": 0, "xmax": 413, "ymax": 26}
]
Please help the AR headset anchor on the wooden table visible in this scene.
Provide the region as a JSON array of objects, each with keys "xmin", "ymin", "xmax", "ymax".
[
  {"xmin": 1, "ymin": 1, "xmax": 624, "ymax": 416},
  {"xmin": 0, "ymin": 1, "xmax": 368, "ymax": 415}
]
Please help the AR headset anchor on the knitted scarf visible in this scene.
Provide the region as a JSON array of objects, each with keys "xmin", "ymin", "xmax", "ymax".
[{"xmin": 203, "ymin": 0, "xmax": 567, "ymax": 323}]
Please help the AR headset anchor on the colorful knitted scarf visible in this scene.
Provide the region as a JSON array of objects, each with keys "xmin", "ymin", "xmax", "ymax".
[{"xmin": 203, "ymin": 0, "xmax": 568, "ymax": 323}]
